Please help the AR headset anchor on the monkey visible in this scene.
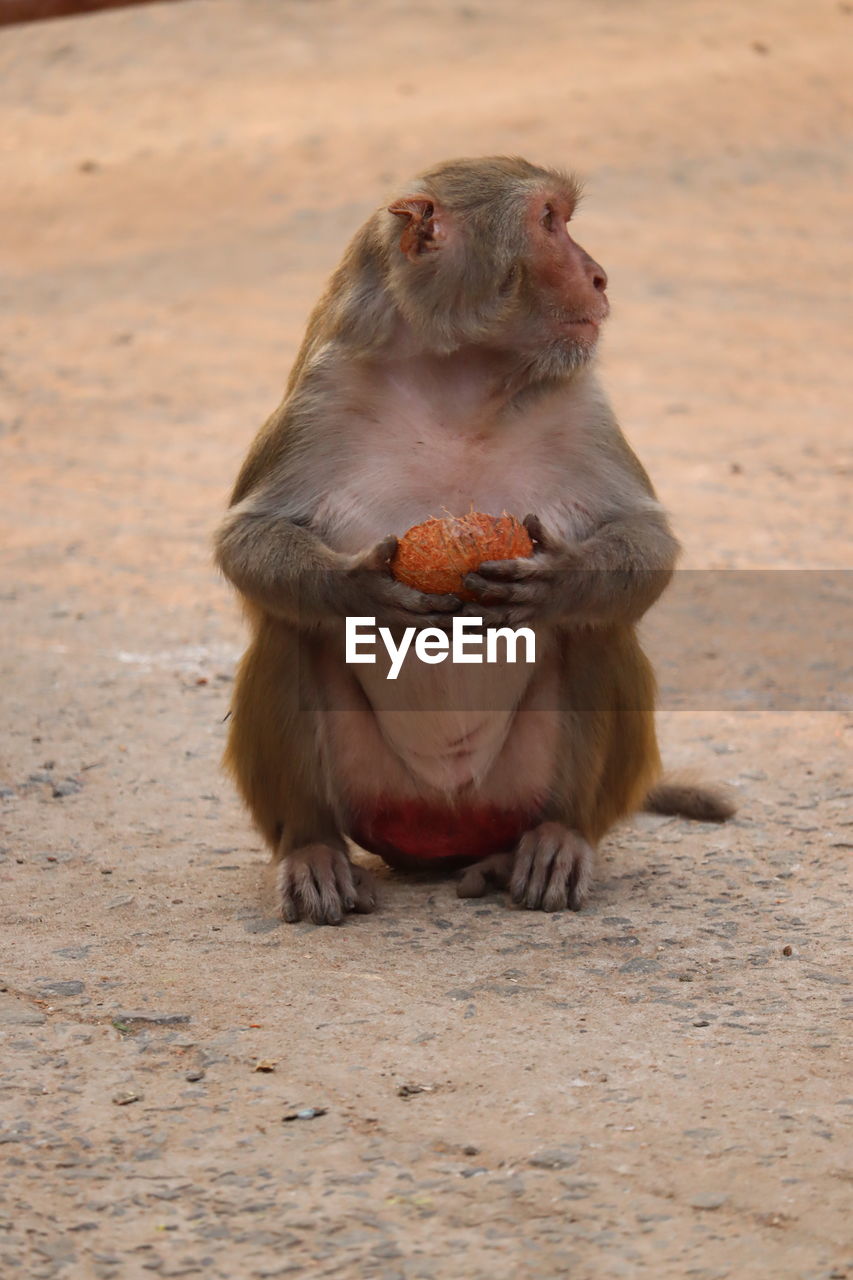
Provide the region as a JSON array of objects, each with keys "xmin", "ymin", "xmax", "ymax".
[{"xmin": 215, "ymin": 155, "xmax": 733, "ymax": 925}]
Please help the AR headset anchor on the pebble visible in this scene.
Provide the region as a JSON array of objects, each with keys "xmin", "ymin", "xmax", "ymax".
[
  {"xmin": 689, "ymin": 1192, "xmax": 729, "ymax": 1210},
  {"xmin": 397, "ymin": 1083, "xmax": 433, "ymax": 1099},
  {"xmin": 36, "ymin": 979, "xmax": 85, "ymax": 996},
  {"xmin": 114, "ymin": 1011, "xmax": 191, "ymax": 1026},
  {"xmin": 529, "ymin": 1146, "xmax": 579, "ymax": 1170},
  {"xmin": 619, "ymin": 958, "xmax": 660, "ymax": 974},
  {"xmin": 185, "ymin": 1069, "xmax": 205, "ymax": 1083},
  {"xmin": 0, "ymin": 994, "xmax": 46, "ymax": 1026},
  {"xmin": 52, "ymin": 778, "xmax": 82, "ymax": 798}
]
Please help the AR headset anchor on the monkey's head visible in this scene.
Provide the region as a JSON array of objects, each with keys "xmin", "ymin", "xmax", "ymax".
[{"xmin": 383, "ymin": 156, "xmax": 609, "ymax": 377}]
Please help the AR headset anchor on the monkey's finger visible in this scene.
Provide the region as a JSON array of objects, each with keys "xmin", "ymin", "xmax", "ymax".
[
  {"xmin": 457, "ymin": 602, "xmax": 536, "ymax": 628},
  {"xmin": 281, "ymin": 849, "xmax": 347, "ymax": 925},
  {"xmin": 523, "ymin": 514, "xmax": 551, "ymax": 548},
  {"xmin": 541, "ymin": 850, "xmax": 572, "ymax": 913},
  {"xmin": 518, "ymin": 834, "xmax": 560, "ymax": 909},
  {"xmin": 463, "ymin": 575, "xmax": 546, "ymax": 611},
  {"xmin": 358, "ymin": 535, "xmax": 399, "ymax": 572},
  {"xmin": 566, "ymin": 837, "xmax": 593, "ymax": 911},
  {"xmin": 379, "ymin": 580, "xmax": 461, "ymax": 615},
  {"xmin": 541, "ymin": 841, "xmax": 592, "ymax": 912},
  {"xmin": 473, "ymin": 558, "xmax": 541, "ymax": 582},
  {"xmin": 419, "ymin": 592, "xmax": 464, "ymax": 613},
  {"xmin": 523, "ymin": 514, "xmax": 547, "ymax": 547},
  {"xmin": 332, "ymin": 853, "xmax": 358, "ymax": 913},
  {"xmin": 509, "ymin": 835, "xmax": 536, "ymax": 904},
  {"xmin": 275, "ymin": 863, "xmax": 301, "ymax": 922},
  {"xmin": 281, "ymin": 874, "xmax": 332, "ymax": 924},
  {"xmin": 463, "ymin": 579, "xmax": 549, "ymax": 610},
  {"xmin": 279, "ymin": 886, "xmax": 300, "ymax": 924},
  {"xmin": 304, "ymin": 863, "xmax": 344, "ymax": 925},
  {"xmin": 462, "ymin": 574, "xmax": 513, "ymax": 603}
]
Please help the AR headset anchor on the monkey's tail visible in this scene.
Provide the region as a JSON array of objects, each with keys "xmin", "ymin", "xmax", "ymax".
[{"xmin": 643, "ymin": 779, "xmax": 735, "ymax": 823}]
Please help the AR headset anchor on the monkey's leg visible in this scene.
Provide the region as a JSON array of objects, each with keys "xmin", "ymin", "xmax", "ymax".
[
  {"xmin": 226, "ymin": 618, "xmax": 378, "ymax": 925},
  {"xmin": 459, "ymin": 626, "xmax": 659, "ymax": 914}
]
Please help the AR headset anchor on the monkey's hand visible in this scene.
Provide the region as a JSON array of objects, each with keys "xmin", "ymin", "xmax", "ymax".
[
  {"xmin": 336, "ymin": 536, "xmax": 463, "ymax": 628},
  {"xmin": 462, "ymin": 513, "xmax": 677, "ymax": 627},
  {"xmin": 461, "ymin": 515, "xmax": 577, "ymax": 625}
]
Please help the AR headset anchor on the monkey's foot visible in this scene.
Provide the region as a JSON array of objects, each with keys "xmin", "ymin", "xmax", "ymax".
[
  {"xmin": 456, "ymin": 851, "xmax": 514, "ymax": 899},
  {"xmin": 509, "ymin": 822, "xmax": 593, "ymax": 912},
  {"xmin": 276, "ymin": 845, "xmax": 378, "ymax": 925}
]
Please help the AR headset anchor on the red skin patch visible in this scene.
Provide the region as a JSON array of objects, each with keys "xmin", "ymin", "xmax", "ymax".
[{"xmin": 352, "ymin": 798, "xmax": 541, "ymax": 870}]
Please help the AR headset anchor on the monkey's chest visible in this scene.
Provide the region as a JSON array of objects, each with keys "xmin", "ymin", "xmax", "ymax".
[
  {"xmin": 351, "ymin": 797, "xmax": 538, "ymax": 867},
  {"xmin": 312, "ymin": 406, "xmax": 588, "ymax": 554}
]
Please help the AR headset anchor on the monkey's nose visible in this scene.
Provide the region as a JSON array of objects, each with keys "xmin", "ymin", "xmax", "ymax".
[{"xmin": 590, "ymin": 263, "xmax": 608, "ymax": 293}]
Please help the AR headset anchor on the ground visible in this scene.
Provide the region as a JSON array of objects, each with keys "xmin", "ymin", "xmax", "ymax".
[{"xmin": 0, "ymin": 1, "xmax": 851, "ymax": 1277}]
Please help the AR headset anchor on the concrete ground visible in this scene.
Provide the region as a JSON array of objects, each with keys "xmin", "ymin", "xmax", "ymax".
[{"xmin": 0, "ymin": 1, "xmax": 850, "ymax": 1276}]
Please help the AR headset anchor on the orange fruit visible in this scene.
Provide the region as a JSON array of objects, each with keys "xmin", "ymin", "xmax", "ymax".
[{"xmin": 390, "ymin": 512, "xmax": 533, "ymax": 601}]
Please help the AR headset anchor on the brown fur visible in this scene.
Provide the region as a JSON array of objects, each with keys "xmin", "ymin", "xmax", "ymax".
[
  {"xmin": 216, "ymin": 156, "xmax": 731, "ymax": 924},
  {"xmin": 644, "ymin": 781, "xmax": 735, "ymax": 823}
]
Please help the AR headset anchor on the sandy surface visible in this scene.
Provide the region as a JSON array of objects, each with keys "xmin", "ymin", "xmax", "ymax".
[{"xmin": 1, "ymin": 1, "xmax": 851, "ymax": 1276}]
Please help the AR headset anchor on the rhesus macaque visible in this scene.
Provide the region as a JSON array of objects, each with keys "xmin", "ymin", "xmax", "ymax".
[{"xmin": 215, "ymin": 156, "xmax": 732, "ymax": 925}]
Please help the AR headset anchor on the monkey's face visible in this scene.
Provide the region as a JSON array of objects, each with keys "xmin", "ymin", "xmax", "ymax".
[
  {"xmin": 525, "ymin": 195, "xmax": 609, "ymax": 341},
  {"xmin": 385, "ymin": 158, "xmax": 608, "ymax": 373}
]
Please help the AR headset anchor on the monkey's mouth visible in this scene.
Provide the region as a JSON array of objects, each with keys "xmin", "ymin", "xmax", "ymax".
[
  {"xmin": 560, "ymin": 301, "xmax": 609, "ymax": 330},
  {"xmin": 558, "ymin": 316, "xmax": 605, "ymax": 341}
]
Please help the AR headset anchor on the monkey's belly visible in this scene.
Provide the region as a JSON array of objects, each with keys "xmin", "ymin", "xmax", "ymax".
[
  {"xmin": 352, "ymin": 649, "xmax": 541, "ymax": 792},
  {"xmin": 352, "ymin": 798, "xmax": 539, "ymax": 866}
]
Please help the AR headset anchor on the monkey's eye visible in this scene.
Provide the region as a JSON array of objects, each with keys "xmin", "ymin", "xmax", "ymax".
[{"xmin": 540, "ymin": 204, "xmax": 555, "ymax": 232}]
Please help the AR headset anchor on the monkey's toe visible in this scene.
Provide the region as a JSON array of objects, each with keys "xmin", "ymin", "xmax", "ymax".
[
  {"xmin": 456, "ymin": 851, "xmax": 514, "ymax": 899},
  {"xmin": 510, "ymin": 823, "xmax": 593, "ymax": 912},
  {"xmin": 276, "ymin": 845, "xmax": 377, "ymax": 925},
  {"xmin": 351, "ymin": 865, "xmax": 378, "ymax": 914}
]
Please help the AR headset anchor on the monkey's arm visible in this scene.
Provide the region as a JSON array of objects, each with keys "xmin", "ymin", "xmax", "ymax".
[{"xmin": 215, "ymin": 497, "xmax": 460, "ymax": 628}]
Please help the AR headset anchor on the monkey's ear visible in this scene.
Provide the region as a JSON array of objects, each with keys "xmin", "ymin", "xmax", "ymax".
[{"xmin": 387, "ymin": 196, "xmax": 447, "ymax": 262}]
